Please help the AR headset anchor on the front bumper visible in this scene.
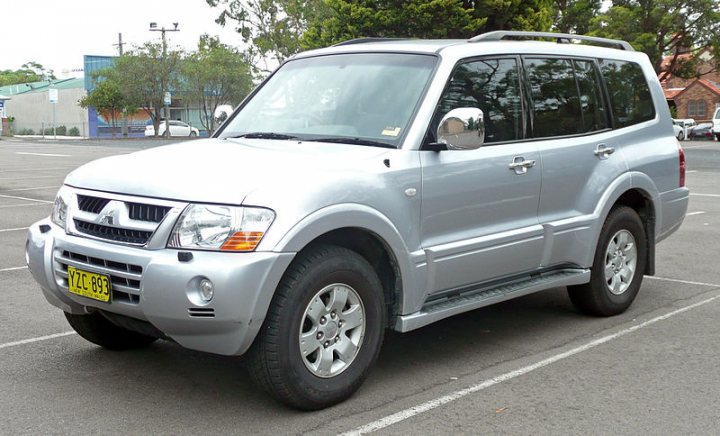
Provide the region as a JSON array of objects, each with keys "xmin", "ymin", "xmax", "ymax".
[{"xmin": 26, "ymin": 219, "xmax": 294, "ymax": 356}]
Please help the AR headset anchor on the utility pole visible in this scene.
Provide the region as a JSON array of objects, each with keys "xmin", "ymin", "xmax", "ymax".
[
  {"xmin": 113, "ymin": 33, "xmax": 129, "ymax": 137},
  {"xmin": 149, "ymin": 22, "xmax": 180, "ymax": 138}
]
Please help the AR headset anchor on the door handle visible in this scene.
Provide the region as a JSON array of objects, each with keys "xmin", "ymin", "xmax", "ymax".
[
  {"xmin": 594, "ymin": 143, "xmax": 615, "ymax": 159},
  {"xmin": 508, "ymin": 156, "xmax": 536, "ymax": 174}
]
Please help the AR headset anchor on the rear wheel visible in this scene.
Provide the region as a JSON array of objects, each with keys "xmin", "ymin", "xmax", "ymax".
[
  {"xmin": 568, "ymin": 206, "xmax": 647, "ymax": 316},
  {"xmin": 189, "ymin": 131, "xmax": 197, "ymax": 137},
  {"xmin": 248, "ymin": 244, "xmax": 385, "ymax": 410},
  {"xmin": 65, "ymin": 312, "xmax": 157, "ymax": 350}
]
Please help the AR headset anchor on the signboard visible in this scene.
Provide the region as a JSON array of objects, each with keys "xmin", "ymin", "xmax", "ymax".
[
  {"xmin": 163, "ymin": 92, "xmax": 171, "ymax": 106},
  {"xmin": 0, "ymin": 100, "xmax": 5, "ymax": 119},
  {"xmin": 49, "ymin": 88, "xmax": 59, "ymax": 103}
]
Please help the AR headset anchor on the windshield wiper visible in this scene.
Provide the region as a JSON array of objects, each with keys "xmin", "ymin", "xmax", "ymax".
[
  {"xmin": 226, "ymin": 132, "xmax": 299, "ymax": 140},
  {"xmin": 305, "ymin": 137, "xmax": 396, "ymax": 149}
]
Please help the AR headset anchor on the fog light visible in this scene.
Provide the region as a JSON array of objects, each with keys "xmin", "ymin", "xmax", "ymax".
[{"xmin": 199, "ymin": 279, "xmax": 214, "ymax": 302}]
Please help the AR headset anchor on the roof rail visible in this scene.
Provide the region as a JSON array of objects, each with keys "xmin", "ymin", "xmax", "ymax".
[
  {"xmin": 469, "ymin": 31, "xmax": 634, "ymax": 51},
  {"xmin": 332, "ymin": 37, "xmax": 409, "ymax": 47}
]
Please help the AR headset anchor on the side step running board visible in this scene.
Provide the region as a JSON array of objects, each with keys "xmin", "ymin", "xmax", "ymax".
[{"xmin": 395, "ymin": 269, "xmax": 590, "ymax": 332}]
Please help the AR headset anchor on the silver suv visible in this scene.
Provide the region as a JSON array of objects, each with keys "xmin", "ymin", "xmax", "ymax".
[{"xmin": 27, "ymin": 31, "xmax": 689, "ymax": 409}]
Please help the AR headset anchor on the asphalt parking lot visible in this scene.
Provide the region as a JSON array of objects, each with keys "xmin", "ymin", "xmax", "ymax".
[{"xmin": 1, "ymin": 137, "xmax": 719, "ymax": 435}]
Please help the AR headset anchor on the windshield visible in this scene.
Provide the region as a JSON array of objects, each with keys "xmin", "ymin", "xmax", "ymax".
[{"xmin": 218, "ymin": 53, "xmax": 437, "ymax": 148}]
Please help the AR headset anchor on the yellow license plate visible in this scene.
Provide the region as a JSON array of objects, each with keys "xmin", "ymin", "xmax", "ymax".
[{"xmin": 67, "ymin": 266, "xmax": 111, "ymax": 303}]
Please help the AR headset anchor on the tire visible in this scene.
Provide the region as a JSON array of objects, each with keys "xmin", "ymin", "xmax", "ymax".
[
  {"xmin": 64, "ymin": 312, "xmax": 157, "ymax": 350},
  {"xmin": 190, "ymin": 131, "xmax": 197, "ymax": 137},
  {"xmin": 568, "ymin": 206, "xmax": 647, "ymax": 317},
  {"xmin": 676, "ymin": 131, "xmax": 684, "ymax": 140},
  {"xmin": 248, "ymin": 244, "xmax": 385, "ymax": 410}
]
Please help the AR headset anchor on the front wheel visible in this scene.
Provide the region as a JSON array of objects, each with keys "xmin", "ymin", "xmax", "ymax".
[
  {"xmin": 248, "ymin": 245, "xmax": 385, "ymax": 410},
  {"xmin": 568, "ymin": 206, "xmax": 647, "ymax": 316}
]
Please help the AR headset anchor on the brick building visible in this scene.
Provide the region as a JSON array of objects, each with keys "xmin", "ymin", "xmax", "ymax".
[{"xmin": 661, "ymin": 49, "xmax": 720, "ymax": 122}]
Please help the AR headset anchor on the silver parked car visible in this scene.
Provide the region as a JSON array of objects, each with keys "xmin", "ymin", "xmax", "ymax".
[{"xmin": 27, "ymin": 31, "xmax": 688, "ymax": 409}]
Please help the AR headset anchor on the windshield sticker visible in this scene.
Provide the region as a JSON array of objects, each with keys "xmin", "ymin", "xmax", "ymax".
[{"xmin": 381, "ymin": 127, "xmax": 402, "ymax": 137}]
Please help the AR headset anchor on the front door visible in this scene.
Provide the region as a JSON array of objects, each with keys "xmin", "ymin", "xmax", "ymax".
[{"xmin": 420, "ymin": 57, "xmax": 544, "ymax": 294}]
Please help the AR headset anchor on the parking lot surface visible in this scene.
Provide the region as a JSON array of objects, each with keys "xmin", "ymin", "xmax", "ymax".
[{"xmin": 1, "ymin": 137, "xmax": 719, "ymax": 434}]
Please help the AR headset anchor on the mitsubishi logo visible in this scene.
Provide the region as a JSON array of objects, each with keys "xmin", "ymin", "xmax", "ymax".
[
  {"xmin": 95, "ymin": 200, "xmax": 124, "ymax": 227},
  {"xmin": 98, "ymin": 212, "xmax": 114, "ymax": 226}
]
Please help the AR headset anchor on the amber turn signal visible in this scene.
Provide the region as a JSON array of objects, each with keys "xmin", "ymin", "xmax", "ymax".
[{"xmin": 220, "ymin": 231, "xmax": 265, "ymax": 251}]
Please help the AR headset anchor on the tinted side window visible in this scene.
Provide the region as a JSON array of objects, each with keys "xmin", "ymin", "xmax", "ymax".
[
  {"xmin": 600, "ymin": 60, "xmax": 655, "ymax": 128},
  {"xmin": 525, "ymin": 58, "xmax": 579, "ymax": 138},
  {"xmin": 524, "ymin": 58, "xmax": 607, "ymax": 138},
  {"xmin": 434, "ymin": 58, "xmax": 523, "ymax": 144},
  {"xmin": 574, "ymin": 60, "xmax": 608, "ymax": 132}
]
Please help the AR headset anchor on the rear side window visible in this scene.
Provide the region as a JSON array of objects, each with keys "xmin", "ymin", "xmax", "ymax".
[
  {"xmin": 600, "ymin": 60, "xmax": 655, "ymax": 128},
  {"xmin": 524, "ymin": 57, "xmax": 607, "ymax": 138},
  {"xmin": 434, "ymin": 58, "xmax": 523, "ymax": 144}
]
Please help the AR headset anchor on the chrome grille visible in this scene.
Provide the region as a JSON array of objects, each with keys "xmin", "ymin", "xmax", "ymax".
[
  {"xmin": 77, "ymin": 194, "xmax": 110, "ymax": 214},
  {"xmin": 74, "ymin": 219, "xmax": 153, "ymax": 245},
  {"xmin": 127, "ymin": 202, "xmax": 171, "ymax": 223},
  {"xmin": 69, "ymin": 192, "xmax": 180, "ymax": 246},
  {"xmin": 54, "ymin": 250, "xmax": 143, "ymax": 304}
]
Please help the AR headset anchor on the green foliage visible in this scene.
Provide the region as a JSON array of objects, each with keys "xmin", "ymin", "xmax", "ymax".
[
  {"xmin": 79, "ymin": 78, "xmax": 133, "ymax": 137},
  {"xmin": 182, "ymin": 35, "xmax": 253, "ymax": 135},
  {"xmin": 589, "ymin": 0, "xmax": 720, "ymax": 77},
  {"xmin": 99, "ymin": 42, "xmax": 184, "ymax": 136},
  {"xmin": 43, "ymin": 125, "xmax": 67, "ymax": 135},
  {"xmin": 301, "ymin": 0, "xmax": 553, "ymax": 50},
  {"xmin": 68, "ymin": 127, "xmax": 81, "ymax": 137},
  {"xmin": 0, "ymin": 62, "xmax": 56, "ymax": 86},
  {"xmin": 17, "ymin": 128, "xmax": 35, "ymax": 135},
  {"xmin": 206, "ymin": 0, "xmax": 329, "ymax": 71},
  {"xmin": 552, "ymin": 0, "xmax": 601, "ymax": 34}
]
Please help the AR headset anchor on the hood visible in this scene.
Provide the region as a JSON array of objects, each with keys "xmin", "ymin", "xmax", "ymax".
[{"xmin": 64, "ymin": 138, "xmax": 391, "ymax": 204}]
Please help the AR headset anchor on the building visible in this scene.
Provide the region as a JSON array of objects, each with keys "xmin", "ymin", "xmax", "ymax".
[{"xmin": 661, "ymin": 49, "xmax": 720, "ymax": 122}]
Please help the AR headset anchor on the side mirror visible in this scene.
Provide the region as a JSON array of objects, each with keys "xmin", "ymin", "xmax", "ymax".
[{"xmin": 436, "ymin": 107, "xmax": 485, "ymax": 150}]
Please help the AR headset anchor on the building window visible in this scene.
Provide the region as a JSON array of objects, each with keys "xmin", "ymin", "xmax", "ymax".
[{"xmin": 688, "ymin": 100, "xmax": 706, "ymax": 118}]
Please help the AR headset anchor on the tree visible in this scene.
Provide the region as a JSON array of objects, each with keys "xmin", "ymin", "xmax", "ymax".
[
  {"xmin": 101, "ymin": 42, "xmax": 184, "ymax": 136},
  {"xmin": 300, "ymin": 0, "xmax": 553, "ymax": 50},
  {"xmin": 551, "ymin": 0, "xmax": 601, "ymax": 34},
  {"xmin": 182, "ymin": 35, "xmax": 253, "ymax": 135},
  {"xmin": 206, "ymin": 0, "xmax": 329, "ymax": 72},
  {"xmin": 589, "ymin": 0, "xmax": 720, "ymax": 79},
  {"xmin": 0, "ymin": 62, "xmax": 56, "ymax": 86},
  {"xmin": 78, "ymin": 76, "xmax": 137, "ymax": 137}
]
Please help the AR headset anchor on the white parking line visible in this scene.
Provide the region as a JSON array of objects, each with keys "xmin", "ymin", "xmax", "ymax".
[
  {"xmin": 0, "ymin": 203, "xmax": 51, "ymax": 209},
  {"xmin": 0, "ymin": 175, "xmax": 64, "ymax": 181},
  {"xmin": 0, "ymin": 167, "xmax": 73, "ymax": 174},
  {"xmin": 1, "ymin": 185, "xmax": 59, "ymax": 192},
  {"xmin": 0, "ymin": 194, "xmax": 53, "ymax": 204},
  {"xmin": 686, "ymin": 211, "xmax": 706, "ymax": 216},
  {"xmin": 0, "ymin": 266, "xmax": 28, "ymax": 272},
  {"xmin": 341, "ymin": 293, "xmax": 720, "ymax": 435},
  {"xmin": 646, "ymin": 276, "xmax": 720, "ymax": 287},
  {"xmin": 15, "ymin": 152, "xmax": 71, "ymax": 157},
  {"xmin": 0, "ymin": 332, "xmax": 76, "ymax": 350},
  {"xmin": 0, "ymin": 227, "xmax": 28, "ymax": 233},
  {"xmin": 691, "ymin": 193, "xmax": 720, "ymax": 198}
]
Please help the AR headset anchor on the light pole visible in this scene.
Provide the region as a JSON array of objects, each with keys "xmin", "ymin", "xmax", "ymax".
[{"xmin": 149, "ymin": 22, "xmax": 179, "ymax": 138}]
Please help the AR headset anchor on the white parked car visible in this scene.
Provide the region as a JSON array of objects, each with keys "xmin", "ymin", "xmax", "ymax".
[
  {"xmin": 144, "ymin": 120, "xmax": 199, "ymax": 137},
  {"xmin": 672, "ymin": 118, "xmax": 696, "ymax": 140},
  {"xmin": 712, "ymin": 107, "xmax": 720, "ymax": 141}
]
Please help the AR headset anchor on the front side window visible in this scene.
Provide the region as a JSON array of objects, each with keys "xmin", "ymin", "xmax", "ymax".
[
  {"xmin": 432, "ymin": 58, "xmax": 523, "ymax": 144},
  {"xmin": 600, "ymin": 59, "xmax": 655, "ymax": 128},
  {"xmin": 218, "ymin": 53, "xmax": 437, "ymax": 147}
]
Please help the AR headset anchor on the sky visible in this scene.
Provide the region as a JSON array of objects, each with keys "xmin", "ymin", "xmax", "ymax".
[{"xmin": 0, "ymin": 0, "xmax": 245, "ymax": 78}]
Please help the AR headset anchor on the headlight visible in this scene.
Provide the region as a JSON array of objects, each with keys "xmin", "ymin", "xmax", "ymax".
[
  {"xmin": 51, "ymin": 186, "xmax": 71, "ymax": 229},
  {"xmin": 168, "ymin": 205, "xmax": 275, "ymax": 251}
]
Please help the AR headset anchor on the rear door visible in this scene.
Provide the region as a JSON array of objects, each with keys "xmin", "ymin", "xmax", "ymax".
[
  {"xmin": 532, "ymin": 57, "xmax": 653, "ymax": 268},
  {"xmin": 420, "ymin": 57, "xmax": 544, "ymax": 294}
]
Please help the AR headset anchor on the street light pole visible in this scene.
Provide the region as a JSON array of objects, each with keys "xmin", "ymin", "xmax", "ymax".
[{"xmin": 149, "ymin": 22, "xmax": 180, "ymax": 139}]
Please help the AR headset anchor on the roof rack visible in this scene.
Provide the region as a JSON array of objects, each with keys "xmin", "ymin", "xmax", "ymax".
[
  {"xmin": 469, "ymin": 31, "xmax": 634, "ymax": 51},
  {"xmin": 332, "ymin": 37, "xmax": 409, "ymax": 47}
]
